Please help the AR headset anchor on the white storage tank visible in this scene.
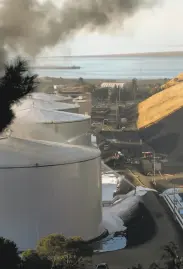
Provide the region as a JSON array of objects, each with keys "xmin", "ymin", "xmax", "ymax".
[
  {"xmin": 67, "ymin": 133, "xmax": 92, "ymax": 146},
  {"xmin": 13, "ymin": 98, "xmax": 80, "ymax": 114},
  {"xmin": 30, "ymin": 92, "xmax": 73, "ymax": 103},
  {"xmin": 9, "ymin": 107, "xmax": 91, "ymax": 145},
  {"xmin": 73, "ymin": 93, "xmax": 92, "ymax": 115},
  {"xmin": 0, "ymin": 137, "xmax": 101, "ymax": 250}
]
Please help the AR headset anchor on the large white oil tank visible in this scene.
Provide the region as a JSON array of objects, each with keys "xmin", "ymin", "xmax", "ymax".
[
  {"xmin": 13, "ymin": 98, "xmax": 80, "ymax": 114},
  {"xmin": 30, "ymin": 92, "xmax": 73, "ymax": 103},
  {"xmin": 0, "ymin": 137, "xmax": 101, "ymax": 250},
  {"xmin": 9, "ymin": 107, "xmax": 91, "ymax": 145}
]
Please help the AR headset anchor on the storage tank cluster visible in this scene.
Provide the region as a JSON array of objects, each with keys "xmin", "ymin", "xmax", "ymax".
[{"xmin": 0, "ymin": 92, "xmax": 102, "ymax": 250}]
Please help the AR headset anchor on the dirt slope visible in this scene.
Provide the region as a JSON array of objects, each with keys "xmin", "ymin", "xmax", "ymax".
[{"xmin": 137, "ymin": 81, "xmax": 183, "ymax": 129}]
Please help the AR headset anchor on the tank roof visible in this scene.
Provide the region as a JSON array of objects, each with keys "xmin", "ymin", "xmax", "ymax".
[
  {"xmin": 13, "ymin": 98, "xmax": 79, "ymax": 112},
  {"xmin": 0, "ymin": 137, "xmax": 100, "ymax": 168},
  {"xmin": 30, "ymin": 92, "xmax": 72, "ymax": 102},
  {"xmin": 13, "ymin": 107, "xmax": 90, "ymax": 123}
]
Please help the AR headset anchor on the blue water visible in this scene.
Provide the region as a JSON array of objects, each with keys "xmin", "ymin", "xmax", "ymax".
[{"xmin": 35, "ymin": 56, "xmax": 183, "ymax": 79}]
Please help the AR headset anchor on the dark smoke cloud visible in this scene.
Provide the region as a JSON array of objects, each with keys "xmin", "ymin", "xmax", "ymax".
[{"xmin": 0, "ymin": 0, "xmax": 159, "ymax": 63}]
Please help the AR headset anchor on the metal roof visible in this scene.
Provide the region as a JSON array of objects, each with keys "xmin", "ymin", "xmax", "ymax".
[
  {"xmin": 0, "ymin": 137, "xmax": 100, "ymax": 167},
  {"xmin": 13, "ymin": 107, "xmax": 90, "ymax": 123},
  {"xmin": 100, "ymin": 82, "xmax": 125, "ymax": 89}
]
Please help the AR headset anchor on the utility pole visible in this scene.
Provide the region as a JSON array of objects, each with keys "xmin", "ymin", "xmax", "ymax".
[
  {"xmin": 119, "ymin": 87, "xmax": 121, "ymax": 103},
  {"xmin": 134, "ymin": 186, "xmax": 136, "ymax": 196},
  {"xmin": 116, "ymin": 96, "xmax": 118, "ymax": 127},
  {"xmin": 173, "ymin": 184, "xmax": 177, "ymax": 220},
  {"xmin": 152, "ymin": 151, "xmax": 156, "ymax": 185}
]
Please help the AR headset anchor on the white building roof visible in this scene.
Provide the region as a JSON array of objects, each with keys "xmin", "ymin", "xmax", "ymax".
[
  {"xmin": 100, "ymin": 82, "xmax": 125, "ymax": 89},
  {"xmin": 13, "ymin": 99, "xmax": 79, "ymax": 112},
  {"xmin": 0, "ymin": 137, "xmax": 100, "ymax": 167},
  {"xmin": 29, "ymin": 92, "xmax": 72, "ymax": 102},
  {"xmin": 13, "ymin": 107, "xmax": 90, "ymax": 123}
]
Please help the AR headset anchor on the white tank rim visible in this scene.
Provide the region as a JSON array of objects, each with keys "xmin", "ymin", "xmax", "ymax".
[
  {"xmin": 29, "ymin": 92, "xmax": 72, "ymax": 102},
  {"xmin": 0, "ymin": 137, "xmax": 101, "ymax": 168},
  {"xmin": 14, "ymin": 99, "xmax": 80, "ymax": 110},
  {"xmin": 13, "ymin": 107, "xmax": 91, "ymax": 123}
]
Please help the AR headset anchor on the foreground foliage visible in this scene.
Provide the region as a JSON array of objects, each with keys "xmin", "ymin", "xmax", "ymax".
[
  {"xmin": 0, "ymin": 57, "xmax": 38, "ymax": 132},
  {"xmin": 0, "ymin": 235, "xmax": 182, "ymax": 269},
  {"xmin": 23, "ymin": 234, "xmax": 93, "ymax": 269}
]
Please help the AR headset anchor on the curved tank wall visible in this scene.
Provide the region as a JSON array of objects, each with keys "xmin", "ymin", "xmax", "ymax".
[
  {"xmin": 9, "ymin": 108, "xmax": 91, "ymax": 145},
  {"xmin": 13, "ymin": 98, "xmax": 79, "ymax": 114},
  {"xmin": 73, "ymin": 93, "xmax": 92, "ymax": 115},
  {"xmin": 67, "ymin": 133, "xmax": 91, "ymax": 146},
  {"xmin": 31, "ymin": 92, "xmax": 73, "ymax": 103},
  {"xmin": 0, "ymin": 137, "xmax": 101, "ymax": 250}
]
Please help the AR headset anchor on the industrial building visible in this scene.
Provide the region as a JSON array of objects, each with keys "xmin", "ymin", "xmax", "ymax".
[
  {"xmin": 0, "ymin": 136, "xmax": 101, "ymax": 250},
  {"xmin": 100, "ymin": 82, "xmax": 125, "ymax": 89}
]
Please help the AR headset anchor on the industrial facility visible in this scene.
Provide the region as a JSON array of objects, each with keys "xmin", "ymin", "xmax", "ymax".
[{"xmin": 0, "ymin": 90, "xmax": 156, "ymax": 252}]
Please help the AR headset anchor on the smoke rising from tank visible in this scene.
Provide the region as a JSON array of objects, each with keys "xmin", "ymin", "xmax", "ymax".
[{"xmin": 0, "ymin": 0, "xmax": 159, "ymax": 63}]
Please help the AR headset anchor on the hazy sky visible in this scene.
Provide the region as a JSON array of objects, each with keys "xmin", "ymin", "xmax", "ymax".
[{"xmin": 42, "ymin": 0, "xmax": 183, "ymax": 56}]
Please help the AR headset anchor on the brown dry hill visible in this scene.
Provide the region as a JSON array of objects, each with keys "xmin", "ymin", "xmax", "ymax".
[
  {"xmin": 137, "ymin": 77, "xmax": 183, "ymax": 129},
  {"xmin": 161, "ymin": 72, "xmax": 183, "ymax": 90}
]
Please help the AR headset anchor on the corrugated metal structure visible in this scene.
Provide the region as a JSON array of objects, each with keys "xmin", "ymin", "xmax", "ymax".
[
  {"xmin": 9, "ymin": 107, "xmax": 91, "ymax": 146},
  {"xmin": 0, "ymin": 137, "xmax": 101, "ymax": 250}
]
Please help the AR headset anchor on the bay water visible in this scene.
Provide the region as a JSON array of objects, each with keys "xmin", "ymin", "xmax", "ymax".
[{"xmin": 35, "ymin": 55, "xmax": 183, "ymax": 79}]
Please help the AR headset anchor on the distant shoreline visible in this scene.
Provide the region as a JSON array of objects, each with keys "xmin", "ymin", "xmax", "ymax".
[{"xmin": 38, "ymin": 51, "xmax": 183, "ymax": 58}]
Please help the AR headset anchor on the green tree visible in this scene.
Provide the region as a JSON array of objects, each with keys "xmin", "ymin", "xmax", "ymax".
[
  {"xmin": 66, "ymin": 236, "xmax": 93, "ymax": 258},
  {"xmin": 0, "ymin": 237, "xmax": 21, "ymax": 269},
  {"xmin": 36, "ymin": 234, "xmax": 93, "ymax": 269},
  {"xmin": 0, "ymin": 57, "xmax": 38, "ymax": 132},
  {"xmin": 36, "ymin": 234, "xmax": 67, "ymax": 265},
  {"xmin": 21, "ymin": 249, "xmax": 51, "ymax": 269},
  {"xmin": 78, "ymin": 77, "xmax": 84, "ymax": 85}
]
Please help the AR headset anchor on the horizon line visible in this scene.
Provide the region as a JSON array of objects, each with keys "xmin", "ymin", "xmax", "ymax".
[{"xmin": 38, "ymin": 50, "xmax": 183, "ymax": 58}]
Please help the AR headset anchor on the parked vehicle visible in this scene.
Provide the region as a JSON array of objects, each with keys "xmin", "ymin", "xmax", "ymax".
[{"xmin": 96, "ymin": 263, "xmax": 109, "ymax": 269}]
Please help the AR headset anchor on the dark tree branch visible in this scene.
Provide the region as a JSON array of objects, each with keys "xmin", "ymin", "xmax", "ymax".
[{"xmin": 0, "ymin": 56, "xmax": 38, "ymax": 132}]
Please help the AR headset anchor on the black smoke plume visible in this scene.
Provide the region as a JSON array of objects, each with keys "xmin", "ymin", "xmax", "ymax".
[{"xmin": 0, "ymin": 0, "xmax": 159, "ymax": 62}]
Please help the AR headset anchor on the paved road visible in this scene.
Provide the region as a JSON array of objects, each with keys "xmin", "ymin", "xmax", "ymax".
[
  {"xmin": 130, "ymin": 169, "xmax": 183, "ymax": 192},
  {"xmin": 93, "ymin": 192, "xmax": 183, "ymax": 269}
]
